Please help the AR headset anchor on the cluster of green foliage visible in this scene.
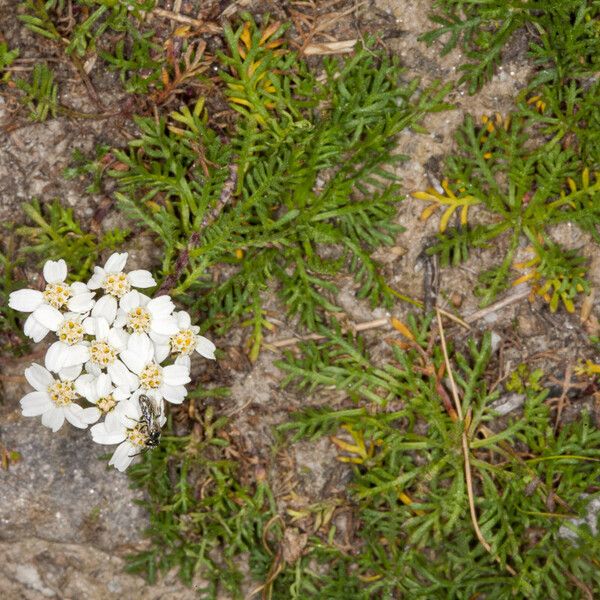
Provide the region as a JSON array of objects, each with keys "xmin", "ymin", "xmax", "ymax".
[
  {"xmin": 108, "ymin": 18, "xmax": 450, "ymax": 358},
  {"xmin": 2, "ymin": 2, "xmax": 600, "ymax": 599},
  {"xmin": 416, "ymin": 0, "xmax": 600, "ymax": 311},
  {"xmin": 421, "ymin": 0, "xmax": 600, "ymax": 94},
  {"xmin": 273, "ymin": 316, "xmax": 600, "ymax": 599},
  {"xmin": 20, "ymin": 0, "xmax": 155, "ymax": 54},
  {"xmin": 415, "ymin": 110, "xmax": 600, "ymax": 310},
  {"xmin": 16, "ymin": 199, "xmax": 129, "ymax": 279},
  {"xmin": 126, "ymin": 401, "xmax": 281, "ymax": 599}
]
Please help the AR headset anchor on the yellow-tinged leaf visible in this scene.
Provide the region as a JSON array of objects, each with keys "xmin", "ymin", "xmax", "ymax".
[
  {"xmin": 441, "ymin": 179, "xmax": 455, "ymax": 197},
  {"xmin": 174, "ymin": 25, "xmax": 190, "ymax": 37},
  {"xmin": 391, "ymin": 317, "xmax": 414, "ymax": 340},
  {"xmin": 513, "ymin": 272, "xmax": 536, "ymax": 286},
  {"xmin": 567, "ymin": 177, "xmax": 577, "ymax": 193},
  {"xmin": 235, "ymin": 249, "xmax": 244, "ymax": 259},
  {"xmin": 420, "ymin": 204, "xmax": 438, "ymax": 222},
  {"xmin": 259, "ymin": 21, "xmax": 281, "ymax": 45},
  {"xmin": 412, "ymin": 190, "xmax": 439, "ymax": 202},
  {"xmin": 582, "ymin": 167, "xmax": 589, "ymax": 188},
  {"xmin": 229, "ymin": 96, "xmax": 253, "ymax": 108},
  {"xmin": 240, "ymin": 21, "xmax": 252, "ymax": 50},
  {"xmin": 338, "ymin": 456, "xmax": 366, "ymax": 464},
  {"xmin": 483, "ymin": 152, "xmax": 493, "ymax": 159},
  {"xmin": 460, "ymin": 204, "xmax": 469, "ymax": 226},
  {"xmin": 561, "ymin": 294, "xmax": 574, "ymax": 313},
  {"xmin": 145, "ymin": 201, "xmax": 162, "ymax": 213},
  {"xmin": 358, "ymin": 574, "xmax": 383, "ymax": 583},
  {"xmin": 398, "ymin": 491, "xmax": 426, "ymax": 516},
  {"xmin": 330, "ymin": 436, "xmax": 367, "ymax": 459},
  {"xmin": 161, "ymin": 68, "xmax": 170, "ymax": 86},
  {"xmin": 439, "ymin": 205, "xmax": 457, "ymax": 232}
]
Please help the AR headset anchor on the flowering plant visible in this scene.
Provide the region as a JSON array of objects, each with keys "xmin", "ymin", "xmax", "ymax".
[{"xmin": 9, "ymin": 254, "xmax": 215, "ymax": 471}]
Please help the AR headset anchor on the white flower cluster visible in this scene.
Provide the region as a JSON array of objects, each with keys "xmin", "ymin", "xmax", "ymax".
[{"xmin": 9, "ymin": 253, "xmax": 216, "ymax": 471}]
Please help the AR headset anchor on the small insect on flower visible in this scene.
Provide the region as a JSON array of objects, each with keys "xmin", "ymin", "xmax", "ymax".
[{"xmin": 138, "ymin": 395, "xmax": 162, "ymax": 450}]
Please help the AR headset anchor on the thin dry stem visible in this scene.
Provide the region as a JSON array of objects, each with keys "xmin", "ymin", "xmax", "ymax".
[{"xmin": 436, "ymin": 308, "xmax": 517, "ymax": 577}]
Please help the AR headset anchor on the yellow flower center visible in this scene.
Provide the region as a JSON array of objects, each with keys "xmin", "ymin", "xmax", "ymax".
[
  {"xmin": 57, "ymin": 319, "xmax": 84, "ymax": 345},
  {"xmin": 127, "ymin": 307, "xmax": 151, "ymax": 333},
  {"xmin": 90, "ymin": 341, "xmax": 117, "ymax": 366},
  {"xmin": 128, "ymin": 425, "xmax": 147, "ymax": 447},
  {"xmin": 48, "ymin": 381, "xmax": 76, "ymax": 407},
  {"xmin": 139, "ymin": 363, "xmax": 162, "ymax": 389},
  {"xmin": 97, "ymin": 394, "xmax": 117, "ymax": 413},
  {"xmin": 170, "ymin": 329, "xmax": 196, "ymax": 355},
  {"xmin": 43, "ymin": 283, "xmax": 72, "ymax": 310},
  {"xmin": 102, "ymin": 272, "xmax": 130, "ymax": 298}
]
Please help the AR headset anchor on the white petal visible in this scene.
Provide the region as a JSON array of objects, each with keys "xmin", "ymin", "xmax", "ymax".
[
  {"xmin": 176, "ymin": 311, "xmax": 191, "ymax": 329},
  {"xmin": 107, "ymin": 327, "xmax": 128, "ymax": 351},
  {"xmin": 85, "ymin": 361, "xmax": 102, "ymax": 377},
  {"xmin": 113, "ymin": 387, "xmax": 131, "ymax": 402},
  {"xmin": 107, "ymin": 359, "xmax": 138, "ymax": 390},
  {"xmin": 63, "ymin": 344, "xmax": 90, "ymax": 368},
  {"xmin": 41, "ymin": 407, "xmax": 65, "ymax": 432},
  {"xmin": 195, "ymin": 336, "xmax": 216, "ymax": 360},
  {"xmin": 152, "ymin": 316, "xmax": 178, "ymax": 336},
  {"xmin": 161, "ymin": 384, "xmax": 187, "ymax": 404},
  {"xmin": 91, "ymin": 422, "xmax": 126, "ymax": 445},
  {"xmin": 109, "ymin": 441, "xmax": 136, "ymax": 471},
  {"xmin": 120, "ymin": 351, "xmax": 146, "ymax": 376},
  {"xmin": 25, "ymin": 363, "xmax": 54, "ymax": 391},
  {"xmin": 128, "ymin": 332, "xmax": 155, "ymax": 363},
  {"xmin": 174, "ymin": 354, "xmax": 191, "ymax": 369},
  {"xmin": 59, "ymin": 364, "xmax": 83, "ymax": 381},
  {"xmin": 104, "ymin": 252, "xmax": 128, "ymax": 273},
  {"xmin": 87, "ymin": 267, "xmax": 105, "ymax": 290},
  {"xmin": 154, "ymin": 344, "xmax": 170, "ymax": 364},
  {"xmin": 120, "ymin": 290, "xmax": 140, "ymax": 312},
  {"xmin": 20, "ymin": 391, "xmax": 52, "ymax": 416},
  {"xmin": 149, "ymin": 331, "xmax": 170, "ymax": 345},
  {"xmin": 43, "ymin": 259, "xmax": 67, "ymax": 284},
  {"xmin": 8, "ymin": 289, "xmax": 44, "ymax": 312},
  {"xmin": 45, "ymin": 342, "xmax": 68, "ymax": 372},
  {"xmin": 81, "ymin": 406, "xmax": 101, "ymax": 424},
  {"xmin": 32, "ymin": 305, "xmax": 63, "ymax": 331},
  {"xmin": 70, "ymin": 281, "xmax": 90, "ymax": 294},
  {"xmin": 23, "ymin": 315, "xmax": 50, "ymax": 342},
  {"xmin": 162, "ymin": 364, "xmax": 191, "ymax": 386},
  {"xmin": 75, "ymin": 374, "xmax": 95, "ymax": 399},
  {"xmin": 67, "ymin": 292, "xmax": 95, "ymax": 314},
  {"xmin": 92, "ymin": 295, "xmax": 117, "ymax": 325},
  {"xmin": 147, "ymin": 295, "xmax": 174, "ymax": 317},
  {"xmin": 95, "ymin": 373, "xmax": 112, "ymax": 397},
  {"xmin": 128, "ymin": 270, "xmax": 156, "ymax": 288},
  {"xmin": 64, "ymin": 404, "xmax": 89, "ymax": 429},
  {"xmin": 93, "ymin": 317, "xmax": 110, "ymax": 341}
]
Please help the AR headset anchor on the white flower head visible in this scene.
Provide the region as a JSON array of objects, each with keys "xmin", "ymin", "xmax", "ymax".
[
  {"xmin": 86, "ymin": 253, "xmax": 156, "ymax": 326},
  {"xmin": 81, "ymin": 317, "xmax": 138, "ymax": 391},
  {"xmin": 154, "ymin": 310, "xmax": 216, "ymax": 367},
  {"xmin": 9, "ymin": 259, "xmax": 95, "ymax": 342},
  {"xmin": 121, "ymin": 333, "xmax": 190, "ymax": 404},
  {"xmin": 75, "ymin": 372, "xmax": 131, "ymax": 430},
  {"xmin": 91, "ymin": 397, "xmax": 164, "ymax": 472},
  {"xmin": 20, "ymin": 363, "xmax": 100, "ymax": 432},
  {"xmin": 114, "ymin": 290, "xmax": 178, "ymax": 341},
  {"xmin": 44, "ymin": 312, "xmax": 91, "ymax": 373},
  {"xmin": 88, "ymin": 252, "xmax": 156, "ymax": 299}
]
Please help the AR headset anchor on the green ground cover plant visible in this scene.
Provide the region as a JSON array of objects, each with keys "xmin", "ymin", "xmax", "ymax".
[
  {"xmin": 1, "ymin": 1, "xmax": 600, "ymax": 599},
  {"xmin": 421, "ymin": 0, "xmax": 600, "ymax": 94},
  {"xmin": 275, "ymin": 317, "xmax": 600, "ymax": 599}
]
